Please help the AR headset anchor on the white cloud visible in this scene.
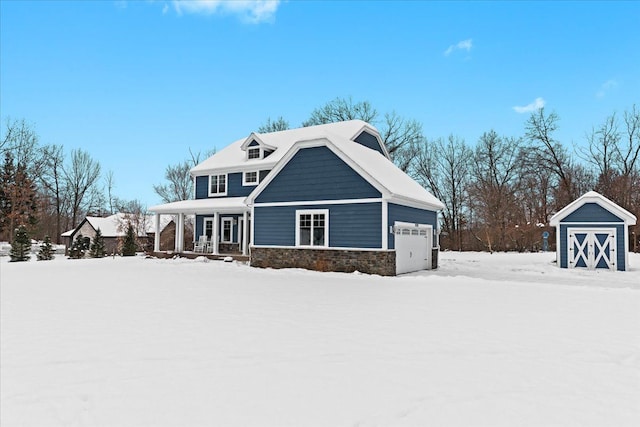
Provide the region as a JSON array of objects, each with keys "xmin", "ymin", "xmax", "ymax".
[
  {"xmin": 596, "ymin": 79, "xmax": 618, "ymax": 98},
  {"xmin": 444, "ymin": 39, "xmax": 473, "ymax": 56},
  {"xmin": 513, "ymin": 97, "xmax": 545, "ymax": 114},
  {"xmin": 171, "ymin": 0, "xmax": 280, "ymax": 23}
]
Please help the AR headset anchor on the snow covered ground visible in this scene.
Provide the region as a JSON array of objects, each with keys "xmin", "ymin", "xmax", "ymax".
[{"xmin": 1, "ymin": 252, "xmax": 639, "ymax": 426}]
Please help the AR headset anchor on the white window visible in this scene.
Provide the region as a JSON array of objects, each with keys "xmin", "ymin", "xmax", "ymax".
[
  {"xmin": 243, "ymin": 171, "xmax": 259, "ymax": 186},
  {"xmin": 247, "ymin": 147, "xmax": 261, "ymax": 160},
  {"xmin": 296, "ymin": 209, "xmax": 329, "ymax": 247},
  {"xmin": 221, "ymin": 217, "xmax": 233, "ymax": 243},
  {"xmin": 209, "ymin": 174, "xmax": 227, "ymax": 197}
]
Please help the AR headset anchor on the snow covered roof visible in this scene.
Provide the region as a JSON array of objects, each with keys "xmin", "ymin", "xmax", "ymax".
[
  {"xmin": 149, "ymin": 197, "xmax": 248, "ymax": 215},
  {"xmin": 190, "ymin": 120, "xmax": 384, "ymax": 175},
  {"xmin": 246, "ymin": 137, "xmax": 445, "ymax": 211},
  {"xmin": 549, "ymin": 191, "xmax": 637, "ymax": 226},
  {"xmin": 61, "ymin": 213, "xmax": 173, "ymax": 238}
]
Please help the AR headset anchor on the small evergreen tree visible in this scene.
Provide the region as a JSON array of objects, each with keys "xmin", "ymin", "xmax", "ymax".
[
  {"xmin": 121, "ymin": 222, "xmax": 137, "ymax": 256},
  {"xmin": 9, "ymin": 225, "xmax": 31, "ymax": 262},
  {"xmin": 90, "ymin": 228, "xmax": 106, "ymax": 258},
  {"xmin": 68, "ymin": 233, "xmax": 89, "ymax": 259},
  {"xmin": 37, "ymin": 235, "xmax": 55, "ymax": 260}
]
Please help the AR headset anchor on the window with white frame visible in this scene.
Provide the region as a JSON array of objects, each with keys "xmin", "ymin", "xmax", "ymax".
[
  {"xmin": 243, "ymin": 171, "xmax": 259, "ymax": 186},
  {"xmin": 221, "ymin": 217, "xmax": 233, "ymax": 243},
  {"xmin": 247, "ymin": 147, "xmax": 261, "ymax": 160},
  {"xmin": 296, "ymin": 209, "xmax": 328, "ymax": 247},
  {"xmin": 209, "ymin": 174, "xmax": 227, "ymax": 196}
]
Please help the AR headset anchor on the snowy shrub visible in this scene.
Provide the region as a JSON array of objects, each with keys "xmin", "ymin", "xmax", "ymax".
[
  {"xmin": 9, "ymin": 225, "xmax": 31, "ymax": 262},
  {"xmin": 90, "ymin": 228, "xmax": 106, "ymax": 258},
  {"xmin": 37, "ymin": 235, "xmax": 55, "ymax": 261},
  {"xmin": 69, "ymin": 233, "xmax": 90, "ymax": 259}
]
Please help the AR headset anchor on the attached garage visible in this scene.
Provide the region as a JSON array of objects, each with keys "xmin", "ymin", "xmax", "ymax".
[
  {"xmin": 550, "ymin": 191, "xmax": 636, "ymax": 271},
  {"xmin": 394, "ymin": 222, "xmax": 433, "ymax": 274}
]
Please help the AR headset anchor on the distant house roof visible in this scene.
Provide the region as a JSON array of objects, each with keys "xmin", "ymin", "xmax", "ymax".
[
  {"xmin": 190, "ymin": 120, "xmax": 385, "ymax": 175},
  {"xmin": 549, "ymin": 191, "xmax": 637, "ymax": 226},
  {"xmin": 61, "ymin": 213, "xmax": 173, "ymax": 238}
]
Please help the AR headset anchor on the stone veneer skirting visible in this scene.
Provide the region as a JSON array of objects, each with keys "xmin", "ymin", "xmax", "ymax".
[{"xmin": 250, "ymin": 247, "xmax": 397, "ymax": 276}]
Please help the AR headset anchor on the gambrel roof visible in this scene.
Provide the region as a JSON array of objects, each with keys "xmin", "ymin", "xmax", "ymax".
[{"xmin": 190, "ymin": 120, "xmax": 387, "ymax": 175}]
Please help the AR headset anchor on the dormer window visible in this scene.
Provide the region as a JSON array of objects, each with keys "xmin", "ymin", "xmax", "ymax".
[{"xmin": 247, "ymin": 147, "xmax": 261, "ymax": 160}]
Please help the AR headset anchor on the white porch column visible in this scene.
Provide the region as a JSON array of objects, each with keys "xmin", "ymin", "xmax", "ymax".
[
  {"xmin": 213, "ymin": 212, "xmax": 219, "ymax": 254},
  {"xmin": 177, "ymin": 213, "xmax": 185, "ymax": 252},
  {"xmin": 381, "ymin": 200, "xmax": 388, "ymax": 250},
  {"xmin": 154, "ymin": 213, "xmax": 161, "ymax": 252},
  {"xmin": 174, "ymin": 214, "xmax": 180, "ymax": 252},
  {"xmin": 242, "ymin": 210, "xmax": 249, "ymax": 256}
]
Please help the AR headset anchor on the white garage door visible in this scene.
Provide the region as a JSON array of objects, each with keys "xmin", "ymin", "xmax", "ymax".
[{"xmin": 394, "ymin": 222, "xmax": 433, "ymax": 274}]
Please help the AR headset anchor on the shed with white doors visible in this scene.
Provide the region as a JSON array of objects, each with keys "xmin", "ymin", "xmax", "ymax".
[{"xmin": 549, "ymin": 191, "xmax": 636, "ymax": 271}]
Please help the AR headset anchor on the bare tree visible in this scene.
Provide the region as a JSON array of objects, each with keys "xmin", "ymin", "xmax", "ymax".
[
  {"xmin": 1, "ymin": 118, "xmax": 40, "ymax": 174},
  {"xmin": 153, "ymin": 161, "xmax": 193, "ymax": 203},
  {"xmin": 413, "ymin": 135, "xmax": 471, "ymax": 250},
  {"xmin": 38, "ymin": 144, "xmax": 68, "ymax": 242},
  {"xmin": 525, "ymin": 108, "xmax": 575, "ymax": 207},
  {"xmin": 469, "ymin": 131, "xmax": 523, "ymax": 252},
  {"xmin": 64, "ymin": 149, "xmax": 101, "ymax": 227},
  {"xmin": 303, "ymin": 96, "xmax": 377, "ymax": 126},
  {"xmin": 257, "ymin": 116, "xmax": 290, "ymax": 133}
]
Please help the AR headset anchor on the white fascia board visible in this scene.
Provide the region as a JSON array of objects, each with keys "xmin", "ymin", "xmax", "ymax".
[{"xmin": 386, "ymin": 193, "xmax": 445, "ymax": 212}]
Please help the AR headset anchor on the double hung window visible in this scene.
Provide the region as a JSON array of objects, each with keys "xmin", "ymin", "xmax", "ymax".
[
  {"xmin": 247, "ymin": 147, "xmax": 261, "ymax": 160},
  {"xmin": 209, "ymin": 174, "xmax": 227, "ymax": 196},
  {"xmin": 296, "ymin": 210, "xmax": 328, "ymax": 247}
]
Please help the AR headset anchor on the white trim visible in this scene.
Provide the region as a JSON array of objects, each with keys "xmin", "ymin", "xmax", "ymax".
[
  {"xmin": 567, "ymin": 227, "xmax": 616, "ymax": 270},
  {"xmin": 250, "ymin": 206, "xmax": 255, "ymax": 250},
  {"xmin": 381, "ymin": 200, "xmax": 388, "ymax": 250},
  {"xmin": 240, "ymin": 132, "xmax": 277, "ymax": 152},
  {"xmin": 251, "ymin": 245, "xmax": 387, "ymax": 252},
  {"xmin": 351, "ymin": 126, "xmax": 391, "ymax": 160},
  {"xmin": 254, "ymin": 198, "xmax": 383, "ymax": 208},
  {"xmin": 242, "ymin": 211, "xmax": 249, "ymax": 256},
  {"xmin": 208, "ymin": 173, "xmax": 228, "ymax": 197},
  {"xmin": 212, "ymin": 213, "xmax": 219, "ymax": 254},
  {"xmin": 295, "ymin": 209, "xmax": 329, "ymax": 248},
  {"xmin": 550, "ymin": 191, "xmax": 636, "ymax": 226},
  {"xmin": 221, "ymin": 217, "xmax": 233, "ymax": 243},
  {"xmin": 242, "ymin": 171, "xmax": 260, "ymax": 186},
  {"xmin": 557, "ymin": 222, "xmax": 626, "ymax": 225},
  {"xmin": 154, "ymin": 213, "xmax": 161, "ymax": 252},
  {"xmin": 247, "ymin": 146, "xmax": 261, "ymax": 160}
]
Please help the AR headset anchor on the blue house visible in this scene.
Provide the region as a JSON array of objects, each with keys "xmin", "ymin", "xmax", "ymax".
[
  {"xmin": 549, "ymin": 191, "xmax": 636, "ymax": 271},
  {"xmin": 150, "ymin": 120, "xmax": 444, "ymax": 275}
]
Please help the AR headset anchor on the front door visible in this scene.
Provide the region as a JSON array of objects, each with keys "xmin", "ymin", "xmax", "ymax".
[{"xmin": 568, "ymin": 228, "xmax": 616, "ymax": 270}]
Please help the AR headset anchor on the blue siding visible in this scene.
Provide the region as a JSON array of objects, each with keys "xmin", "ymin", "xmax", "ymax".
[
  {"xmin": 195, "ymin": 173, "xmax": 255, "ymax": 199},
  {"xmin": 354, "ymin": 130, "xmax": 385, "ymax": 155},
  {"xmin": 248, "ymin": 140, "xmax": 259, "ymax": 147},
  {"xmin": 254, "ymin": 203, "xmax": 382, "ymax": 249},
  {"xmin": 558, "ymin": 223, "xmax": 626, "ymax": 270},
  {"xmin": 255, "ymin": 146, "xmax": 381, "ymax": 203},
  {"xmin": 387, "ymin": 203, "xmax": 438, "ymax": 249},
  {"xmin": 562, "ymin": 203, "xmax": 623, "ymax": 223}
]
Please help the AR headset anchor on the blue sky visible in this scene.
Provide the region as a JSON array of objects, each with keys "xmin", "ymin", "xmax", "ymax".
[{"xmin": 1, "ymin": 1, "xmax": 639, "ymax": 206}]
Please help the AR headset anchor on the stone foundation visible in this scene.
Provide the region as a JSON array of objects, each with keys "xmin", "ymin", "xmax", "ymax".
[{"xmin": 250, "ymin": 247, "xmax": 396, "ymax": 276}]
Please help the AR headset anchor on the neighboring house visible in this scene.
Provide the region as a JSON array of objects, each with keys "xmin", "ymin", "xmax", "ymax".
[
  {"xmin": 149, "ymin": 120, "xmax": 445, "ymax": 275},
  {"xmin": 61, "ymin": 213, "xmax": 175, "ymax": 255},
  {"xmin": 550, "ymin": 191, "xmax": 637, "ymax": 271}
]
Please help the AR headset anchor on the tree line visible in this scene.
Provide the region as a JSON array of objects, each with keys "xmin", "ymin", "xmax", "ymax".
[{"xmin": 2, "ymin": 98, "xmax": 639, "ymax": 252}]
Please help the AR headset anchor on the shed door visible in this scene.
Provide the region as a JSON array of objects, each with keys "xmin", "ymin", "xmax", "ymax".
[
  {"xmin": 394, "ymin": 223, "xmax": 432, "ymax": 274},
  {"xmin": 568, "ymin": 228, "xmax": 616, "ymax": 270}
]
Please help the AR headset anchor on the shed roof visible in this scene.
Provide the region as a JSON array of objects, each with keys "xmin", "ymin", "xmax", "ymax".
[{"xmin": 549, "ymin": 191, "xmax": 637, "ymax": 226}]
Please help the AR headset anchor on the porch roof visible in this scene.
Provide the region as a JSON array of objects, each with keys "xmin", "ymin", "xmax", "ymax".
[{"xmin": 149, "ymin": 197, "xmax": 249, "ymax": 215}]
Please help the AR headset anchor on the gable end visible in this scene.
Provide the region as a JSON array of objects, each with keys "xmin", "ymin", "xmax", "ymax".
[{"xmin": 562, "ymin": 202, "xmax": 623, "ymax": 223}]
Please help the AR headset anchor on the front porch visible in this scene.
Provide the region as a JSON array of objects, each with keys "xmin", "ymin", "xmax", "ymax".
[{"xmin": 149, "ymin": 197, "xmax": 251, "ymax": 258}]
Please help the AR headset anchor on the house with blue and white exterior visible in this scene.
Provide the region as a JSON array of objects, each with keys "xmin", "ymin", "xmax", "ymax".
[
  {"xmin": 549, "ymin": 191, "xmax": 636, "ymax": 271},
  {"xmin": 149, "ymin": 120, "xmax": 444, "ymax": 275}
]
